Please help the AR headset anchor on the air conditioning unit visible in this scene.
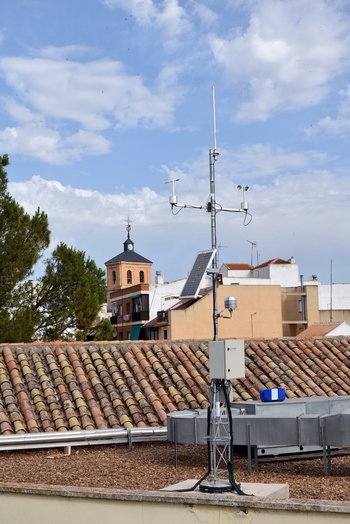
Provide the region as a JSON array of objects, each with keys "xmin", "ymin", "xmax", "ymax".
[{"xmin": 123, "ymin": 314, "xmax": 131, "ymax": 321}]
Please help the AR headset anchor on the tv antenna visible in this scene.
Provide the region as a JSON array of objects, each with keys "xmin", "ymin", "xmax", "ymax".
[
  {"xmin": 168, "ymin": 87, "xmax": 251, "ymax": 495},
  {"xmin": 217, "ymin": 243, "xmax": 227, "ymax": 268},
  {"xmin": 247, "ymin": 240, "xmax": 257, "ymax": 266}
]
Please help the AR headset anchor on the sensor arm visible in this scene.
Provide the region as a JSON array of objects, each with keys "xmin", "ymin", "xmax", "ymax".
[{"xmin": 169, "ymin": 200, "xmax": 207, "ymax": 210}]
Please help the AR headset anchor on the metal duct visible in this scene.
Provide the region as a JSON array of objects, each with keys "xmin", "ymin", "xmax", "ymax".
[
  {"xmin": 0, "ymin": 426, "xmax": 167, "ymax": 451},
  {"xmin": 167, "ymin": 395, "xmax": 350, "ymax": 451}
]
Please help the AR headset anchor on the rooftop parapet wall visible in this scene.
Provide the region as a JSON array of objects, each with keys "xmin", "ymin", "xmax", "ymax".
[{"xmin": 1, "ymin": 482, "xmax": 350, "ymax": 524}]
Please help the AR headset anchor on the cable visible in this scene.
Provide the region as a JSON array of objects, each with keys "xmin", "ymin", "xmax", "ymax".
[
  {"xmin": 243, "ymin": 211, "xmax": 252, "ymax": 226},
  {"xmin": 223, "ymin": 381, "xmax": 253, "ymax": 496},
  {"xmin": 170, "ymin": 383, "xmax": 253, "ymax": 496},
  {"xmin": 171, "ymin": 206, "xmax": 183, "ymax": 216}
]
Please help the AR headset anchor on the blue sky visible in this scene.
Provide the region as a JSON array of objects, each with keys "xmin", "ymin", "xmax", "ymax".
[{"xmin": 1, "ymin": 0, "xmax": 350, "ymax": 284}]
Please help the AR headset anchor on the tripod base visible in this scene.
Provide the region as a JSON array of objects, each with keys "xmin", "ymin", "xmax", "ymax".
[{"xmin": 199, "ymin": 479, "xmax": 232, "ymax": 494}]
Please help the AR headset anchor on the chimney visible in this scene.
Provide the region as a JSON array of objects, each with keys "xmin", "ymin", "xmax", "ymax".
[{"xmin": 155, "ymin": 270, "xmax": 164, "ymax": 285}]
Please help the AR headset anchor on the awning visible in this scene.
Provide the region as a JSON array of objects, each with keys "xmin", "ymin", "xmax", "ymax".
[{"xmin": 130, "ymin": 324, "xmax": 142, "ymax": 340}]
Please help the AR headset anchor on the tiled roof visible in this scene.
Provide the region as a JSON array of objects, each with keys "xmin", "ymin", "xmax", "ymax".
[
  {"xmin": 105, "ymin": 250, "xmax": 152, "ymax": 265},
  {"xmin": 298, "ymin": 322, "xmax": 343, "ymax": 338},
  {"xmin": 254, "ymin": 258, "xmax": 290, "ymax": 268},
  {"xmin": 167, "ymin": 288, "xmax": 212, "ymax": 313},
  {"xmin": 224, "ymin": 263, "xmax": 253, "ymax": 270},
  {"xmin": 1, "ymin": 337, "xmax": 350, "ymax": 435}
]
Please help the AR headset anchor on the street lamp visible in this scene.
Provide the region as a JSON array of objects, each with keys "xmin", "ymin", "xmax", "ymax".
[{"xmin": 250, "ymin": 312, "xmax": 257, "ymax": 338}]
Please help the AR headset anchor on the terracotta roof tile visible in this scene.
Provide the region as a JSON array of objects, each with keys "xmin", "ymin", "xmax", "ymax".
[
  {"xmin": 1, "ymin": 337, "xmax": 350, "ymax": 434},
  {"xmin": 254, "ymin": 257, "xmax": 290, "ymax": 268},
  {"xmin": 224, "ymin": 263, "xmax": 253, "ymax": 270},
  {"xmin": 298, "ymin": 322, "xmax": 344, "ymax": 338}
]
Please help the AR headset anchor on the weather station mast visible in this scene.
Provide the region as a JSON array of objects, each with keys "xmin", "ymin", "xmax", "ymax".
[{"xmin": 168, "ymin": 88, "xmax": 252, "ymax": 494}]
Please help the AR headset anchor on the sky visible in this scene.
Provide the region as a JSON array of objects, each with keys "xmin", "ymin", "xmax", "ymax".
[{"xmin": 1, "ymin": 0, "xmax": 350, "ymax": 285}]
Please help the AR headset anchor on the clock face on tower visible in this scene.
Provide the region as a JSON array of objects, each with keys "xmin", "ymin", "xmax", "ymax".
[{"xmin": 127, "ymin": 243, "xmax": 133, "ymax": 251}]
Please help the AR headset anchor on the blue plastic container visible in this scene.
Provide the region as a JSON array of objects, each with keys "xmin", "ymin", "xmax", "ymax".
[{"xmin": 260, "ymin": 387, "xmax": 286, "ymax": 402}]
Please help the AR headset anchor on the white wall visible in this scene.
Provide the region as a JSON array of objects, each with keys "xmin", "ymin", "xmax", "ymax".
[
  {"xmin": 269, "ymin": 263, "xmax": 300, "ymax": 286},
  {"xmin": 221, "ymin": 261, "xmax": 300, "ymax": 287},
  {"xmin": 148, "ymin": 279, "xmax": 186, "ymax": 319},
  {"xmin": 149, "ymin": 274, "xmax": 215, "ymax": 320},
  {"xmin": 148, "ymin": 263, "xmax": 350, "ymax": 322},
  {"xmin": 329, "ymin": 322, "xmax": 350, "ymax": 336},
  {"xmin": 318, "ymin": 284, "xmax": 350, "ymax": 311}
]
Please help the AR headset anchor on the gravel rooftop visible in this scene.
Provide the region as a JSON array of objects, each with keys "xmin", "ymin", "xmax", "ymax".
[{"xmin": 0, "ymin": 442, "xmax": 350, "ymax": 502}]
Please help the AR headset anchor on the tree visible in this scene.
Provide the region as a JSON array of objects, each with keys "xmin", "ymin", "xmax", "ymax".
[
  {"xmin": 0, "ymin": 281, "xmax": 41, "ymax": 342},
  {"xmin": 35, "ymin": 243, "xmax": 106, "ymax": 340},
  {"xmin": 0, "ymin": 155, "xmax": 50, "ymax": 342},
  {"xmin": 0, "ymin": 156, "xmax": 105, "ymax": 343},
  {"xmin": 94, "ymin": 318, "xmax": 116, "ymax": 341}
]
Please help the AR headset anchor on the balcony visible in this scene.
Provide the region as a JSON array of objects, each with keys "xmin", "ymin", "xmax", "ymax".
[
  {"xmin": 157, "ymin": 310, "xmax": 168, "ymax": 324},
  {"xmin": 132, "ymin": 310, "xmax": 149, "ymax": 322}
]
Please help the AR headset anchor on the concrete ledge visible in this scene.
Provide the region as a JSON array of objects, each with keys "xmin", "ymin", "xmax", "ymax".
[
  {"xmin": 0, "ymin": 481, "xmax": 350, "ymax": 514},
  {"xmin": 161, "ymin": 479, "xmax": 289, "ymax": 499}
]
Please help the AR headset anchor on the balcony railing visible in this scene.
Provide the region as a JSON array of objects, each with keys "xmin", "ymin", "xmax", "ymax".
[
  {"xmin": 157, "ymin": 310, "xmax": 168, "ymax": 323},
  {"xmin": 132, "ymin": 311, "xmax": 149, "ymax": 322},
  {"xmin": 111, "ymin": 311, "xmax": 149, "ymax": 323}
]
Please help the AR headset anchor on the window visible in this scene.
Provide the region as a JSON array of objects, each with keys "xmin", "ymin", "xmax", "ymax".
[
  {"xmin": 112, "ymin": 270, "xmax": 116, "ymax": 284},
  {"xmin": 126, "ymin": 302, "xmax": 131, "ymax": 314},
  {"xmin": 133, "ymin": 297, "xmax": 142, "ymax": 312},
  {"xmin": 127, "ymin": 270, "xmax": 132, "ymax": 284},
  {"xmin": 111, "ymin": 301, "xmax": 117, "ymax": 316},
  {"xmin": 141, "ymin": 294, "xmax": 149, "ymax": 311},
  {"xmin": 139, "ymin": 270, "xmax": 144, "ymax": 283}
]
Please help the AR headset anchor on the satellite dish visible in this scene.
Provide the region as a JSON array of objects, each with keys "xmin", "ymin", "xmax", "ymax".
[{"xmin": 180, "ymin": 250, "xmax": 216, "ymax": 299}]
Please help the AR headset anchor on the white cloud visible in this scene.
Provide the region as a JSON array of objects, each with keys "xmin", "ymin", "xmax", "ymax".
[
  {"xmin": 1, "ymin": 0, "xmax": 349, "ymax": 286},
  {"xmin": 65, "ymin": 130, "xmax": 111, "ymax": 156},
  {"xmin": 8, "ymin": 175, "xmax": 170, "ymax": 273},
  {"xmin": 7, "ymin": 142, "xmax": 350, "ymax": 282},
  {"xmin": 0, "ymin": 56, "xmax": 178, "ymax": 130},
  {"xmin": 9, "ymin": 175, "xmax": 164, "ymax": 228},
  {"xmin": 37, "ymin": 45, "xmax": 95, "ymax": 60},
  {"xmin": 190, "ymin": 2, "xmax": 219, "ymax": 27},
  {"xmin": 215, "ymin": 145, "xmax": 328, "ymax": 183},
  {"xmin": 308, "ymin": 85, "xmax": 350, "ymax": 139},
  {"xmin": 0, "ymin": 52, "xmax": 183, "ymax": 164},
  {"xmin": 102, "ymin": 0, "xmax": 192, "ymax": 51},
  {"xmin": 209, "ymin": 0, "xmax": 350, "ymax": 121},
  {"xmin": 166, "ymin": 144, "xmax": 329, "ymax": 195},
  {"xmin": 0, "ymin": 100, "xmax": 111, "ymax": 164},
  {"xmin": 103, "ymin": 0, "xmax": 156, "ymax": 25},
  {"xmin": 161, "ymin": 143, "xmax": 345, "ymax": 229},
  {"xmin": 0, "ymin": 124, "xmax": 63, "ymax": 164}
]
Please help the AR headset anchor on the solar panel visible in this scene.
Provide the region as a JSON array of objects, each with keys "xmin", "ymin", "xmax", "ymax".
[{"xmin": 179, "ymin": 249, "xmax": 216, "ymax": 299}]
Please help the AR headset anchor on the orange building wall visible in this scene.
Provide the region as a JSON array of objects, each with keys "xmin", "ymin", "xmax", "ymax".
[
  {"xmin": 167, "ymin": 285, "xmax": 283, "ymax": 340},
  {"xmin": 305, "ymin": 285, "xmax": 320, "ymax": 326}
]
